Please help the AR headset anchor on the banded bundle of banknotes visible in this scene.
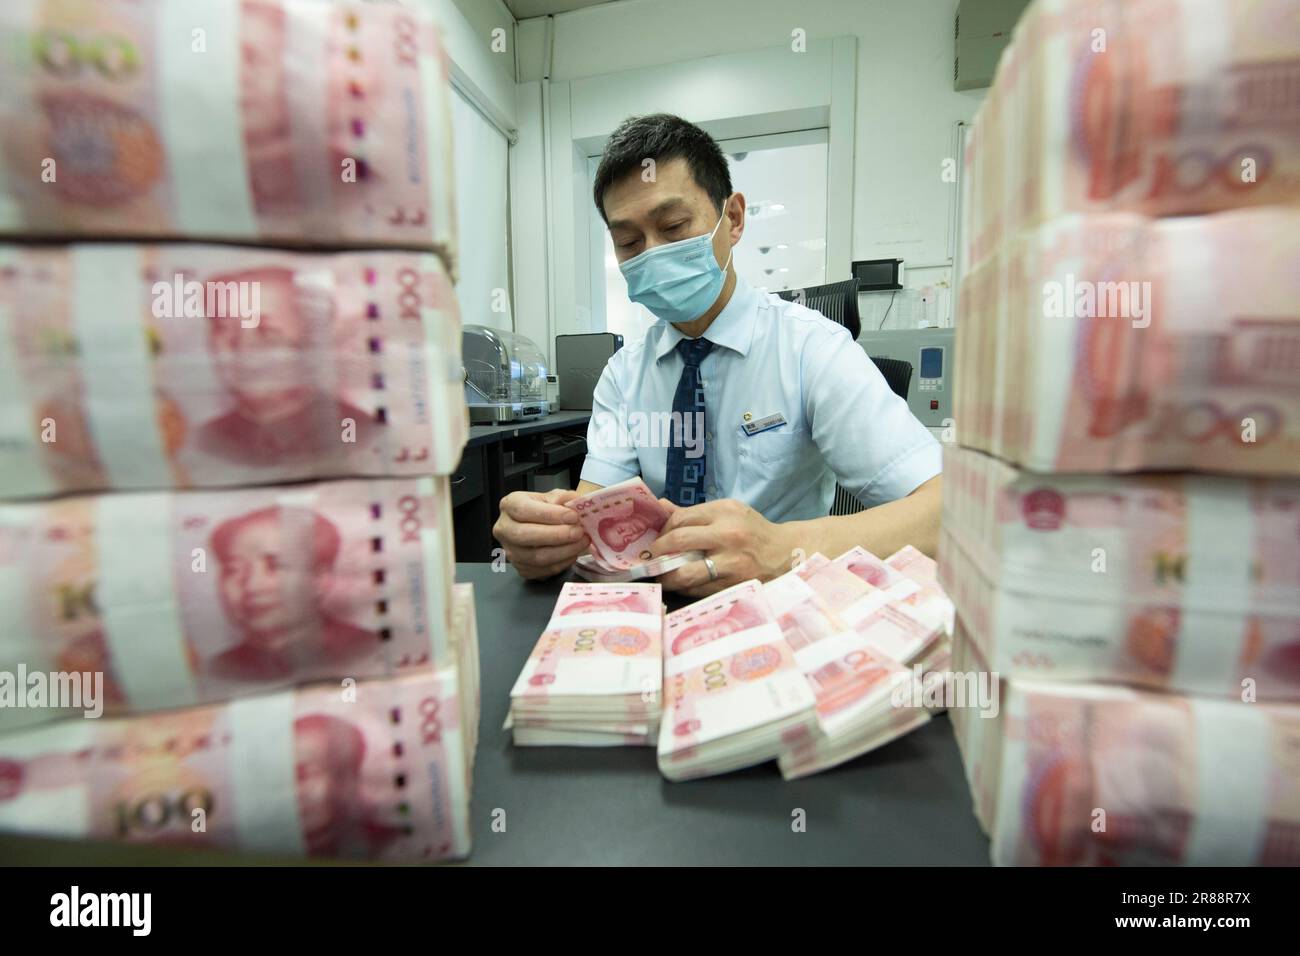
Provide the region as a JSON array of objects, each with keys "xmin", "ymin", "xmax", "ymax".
[
  {"xmin": 957, "ymin": 0, "xmax": 1300, "ymax": 477},
  {"xmin": 0, "ymin": 583, "xmax": 479, "ymax": 863},
  {"xmin": 766, "ymin": 547, "xmax": 954, "ymax": 780},
  {"xmin": 955, "ymin": 208, "xmax": 1300, "ymax": 476},
  {"xmin": 945, "ymin": 0, "xmax": 1300, "ymax": 866},
  {"xmin": 507, "ymin": 582, "xmax": 663, "ymax": 746},
  {"xmin": 568, "ymin": 477, "xmax": 704, "ymax": 582},
  {"xmin": 0, "ymin": 0, "xmax": 478, "ymax": 864},
  {"xmin": 0, "ymin": 0, "xmax": 457, "ymax": 260},
  {"xmin": 941, "ymin": 448, "xmax": 1300, "ymax": 865},
  {"xmin": 508, "ymin": 546, "xmax": 957, "ymax": 782},
  {"xmin": 949, "ymin": 623, "xmax": 1300, "ymax": 866},
  {"xmin": 0, "ymin": 244, "xmax": 467, "ymax": 497},
  {"xmin": 942, "ymin": 445, "xmax": 1300, "ymax": 700},
  {"xmin": 0, "ymin": 478, "xmax": 459, "ymax": 730},
  {"xmin": 962, "ymin": 0, "xmax": 1300, "ymax": 266}
]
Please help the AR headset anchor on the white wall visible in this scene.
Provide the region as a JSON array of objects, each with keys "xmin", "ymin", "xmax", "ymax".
[
  {"xmin": 418, "ymin": 1, "xmax": 518, "ymax": 332},
  {"xmin": 511, "ymin": 0, "xmax": 986, "ymax": 350},
  {"xmin": 435, "ymin": 0, "xmax": 517, "ymax": 130}
]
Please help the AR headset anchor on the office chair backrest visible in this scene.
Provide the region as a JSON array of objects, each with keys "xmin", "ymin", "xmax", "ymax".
[
  {"xmin": 868, "ymin": 356, "xmax": 913, "ymax": 401},
  {"xmin": 776, "ymin": 278, "xmax": 861, "ymax": 340}
]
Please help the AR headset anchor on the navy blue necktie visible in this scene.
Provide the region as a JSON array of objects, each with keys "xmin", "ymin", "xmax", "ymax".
[{"xmin": 664, "ymin": 337, "xmax": 713, "ymax": 506}]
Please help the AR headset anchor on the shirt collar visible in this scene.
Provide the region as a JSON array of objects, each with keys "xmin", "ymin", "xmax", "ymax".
[{"xmin": 653, "ymin": 275, "xmax": 760, "ymax": 363}]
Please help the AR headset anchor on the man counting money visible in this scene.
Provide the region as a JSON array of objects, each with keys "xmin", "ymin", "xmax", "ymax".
[{"xmin": 495, "ymin": 114, "xmax": 941, "ymax": 595}]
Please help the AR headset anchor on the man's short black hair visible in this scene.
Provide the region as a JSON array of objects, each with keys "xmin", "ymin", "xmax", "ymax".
[{"xmin": 593, "ymin": 113, "xmax": 732, "ymax": 223}]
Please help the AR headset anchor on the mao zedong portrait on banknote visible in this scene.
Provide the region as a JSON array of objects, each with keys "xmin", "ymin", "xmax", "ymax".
[
  {"xmin": 197, "ymin": 266, "xmax": 378, "ymax": 466},
  {"xmin": 207, "ymin": 505, "xmax": 381, "ymax": 682}
]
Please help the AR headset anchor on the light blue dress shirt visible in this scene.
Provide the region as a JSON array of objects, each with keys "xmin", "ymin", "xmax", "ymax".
[{"xmin": 580, "ymin": 276, "xmax": 942, "ymax": 521}]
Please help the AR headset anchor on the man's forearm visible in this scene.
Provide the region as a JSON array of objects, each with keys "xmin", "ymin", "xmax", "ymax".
[{"xmin": 781, "ymin": 475, "xmax": 942, "ymax": 562}]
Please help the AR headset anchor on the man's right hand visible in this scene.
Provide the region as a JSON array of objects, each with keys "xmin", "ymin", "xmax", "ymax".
[{"xmin": 493, "ymin": 488, "xmax": 590, "ymax": 580}]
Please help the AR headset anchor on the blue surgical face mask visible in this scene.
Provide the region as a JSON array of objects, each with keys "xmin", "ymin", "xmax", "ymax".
[{"xmin": 619, "ymin": 199, "xmax": 734, "ymax": 325}]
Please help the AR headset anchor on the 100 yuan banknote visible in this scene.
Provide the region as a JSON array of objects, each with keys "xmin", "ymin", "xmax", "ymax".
[{"xmin": 567, "ymin": 477, "xmax": 670, "ymax": 570}]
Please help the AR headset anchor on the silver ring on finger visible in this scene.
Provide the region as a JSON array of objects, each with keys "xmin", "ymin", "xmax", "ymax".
[{"xmin": 703, "ymin": 556, "xmax": 718, "ymax": 582}]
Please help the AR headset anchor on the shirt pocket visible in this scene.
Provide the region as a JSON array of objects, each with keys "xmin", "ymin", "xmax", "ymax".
[{"xmin": 736, "ymin": 429, "xmax": 805, "ymax": 471}]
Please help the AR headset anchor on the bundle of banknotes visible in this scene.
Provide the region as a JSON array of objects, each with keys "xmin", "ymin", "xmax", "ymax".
[
  {"xmin": 766, "ymin": 547, "xmax": 955, "ymax": 780},
  {"xmin": 509, "ymin": 546, "xmax": 958, "ymax": 782},
  {"xmin": 0, "ymin": 0, "xmax": 477, "ymax": 864},
  {"xmin": 954, "ymin": 208, "xmax": 1300, "ymax": 476},
  {"xmin": 0, "ymin": 583, "xmax": 479, "ymax": 863},
  {"xmin": 949, "ymin": 620, "xmax": 1300, "ymax": 866},
  {"xmin": 0, "ymin": 477, "xmax": 458, "ymax": 731},
  {"xmin": 658, "ymin": 579, "xmax": 817, "ymax": 780},
  {"xmin": 0, "ymin": 0, "xmax": 458, "ymax": 265},
  {"xmin": 961, "ymin": 0, "xmax": 1300, "ymax": 274},
  {"xmin": 940, "ymin": 444, "xmax": 1300, "ymax": 700},
  {"xmin": 956, "ymin": 0, "xmax": 1300, "ymax": 477},
  {"xmin": 568, "ymin": 477, "xmax": 704, "ymax": 582},
  {"xmin": 507, "ymin": 582, "xmax": 663, "ymax": 746},
  {"xmin": 945, "ymin": 0, "xmax": 1300, "ymax": 866},
  {"xmin": 657, "ymin": 546, "xmax": 956, "ymax": 781},
  {"xmin": 0, "ymin": 244, "xmax": 467, "ymax": 498}
]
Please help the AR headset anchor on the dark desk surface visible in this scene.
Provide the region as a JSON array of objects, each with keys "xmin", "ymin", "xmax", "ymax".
[
  {"xmin": 0, "ymin": 562, "xmax": 990, "ymax": 866},
  {"xmin": 466, "ymin": 410, "xmax": 591, "ymax": 448},
  {"xmin": 463, "ymin": 562, "xmax": 990, "ymax": 865}
]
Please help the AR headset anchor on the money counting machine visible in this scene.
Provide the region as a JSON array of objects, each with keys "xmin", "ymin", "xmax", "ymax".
[{"xmin": 462, "ymin": 325, "xmax": 550, "ymax": 424}]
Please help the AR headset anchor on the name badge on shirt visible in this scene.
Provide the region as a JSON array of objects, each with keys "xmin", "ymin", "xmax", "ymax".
[{"xmin": 741, "ymin": 412, "xmax": 787, "ymax": 436}]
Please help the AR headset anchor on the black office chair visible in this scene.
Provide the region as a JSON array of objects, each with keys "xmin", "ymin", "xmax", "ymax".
[
  {"xmin": 775, "ymin": 278, "xmax": 861, "ymax": 340},
  {"xmin": 869, "ymin": 357, "xmax": 913, "ymax": 402}
]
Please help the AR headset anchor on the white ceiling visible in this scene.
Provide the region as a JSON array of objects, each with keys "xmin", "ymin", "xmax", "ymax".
[{"xmin": 503, "ymin": 0, "xmax": 620, "ymax": 18}]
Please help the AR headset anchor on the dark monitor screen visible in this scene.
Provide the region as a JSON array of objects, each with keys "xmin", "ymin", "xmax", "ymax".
[
  {"xmin": 919, "ymin": 346, "xmax": 943, "ymax": 379},
  {"xmin": 851, "ymin": 258, "xmax": 902, "ymax": 291}
]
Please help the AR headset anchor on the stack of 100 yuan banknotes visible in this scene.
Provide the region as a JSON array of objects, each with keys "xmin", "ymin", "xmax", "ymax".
[
  {"xmin": 507, "ymin": 582, "xmax": 663, "ymax": 746},
  {"xmin": 508, "ymin": 544, "xmax": 956, "ymax": 783},
  {"xmin": 945, "ymin": 0, "xmax": 1300, "ymax": 866},
  {"xmin": 0, "ymin": 0, "xmax": 478, "ymax": 864}
]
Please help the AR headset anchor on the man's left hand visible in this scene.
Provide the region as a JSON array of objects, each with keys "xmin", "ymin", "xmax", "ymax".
[{"xmin": 649, "ymin": 498, "xmax": 796, "ymax": 597}]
